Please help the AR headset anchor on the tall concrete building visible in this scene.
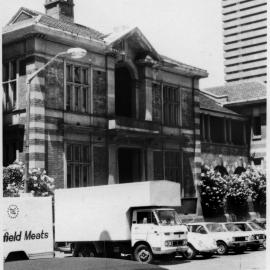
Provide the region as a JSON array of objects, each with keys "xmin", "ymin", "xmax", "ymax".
[{"xmin": 222, "ymin": 0, "xmax": 267, "ymax": 83}]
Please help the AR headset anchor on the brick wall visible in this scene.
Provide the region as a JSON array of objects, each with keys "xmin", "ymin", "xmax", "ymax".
[
  {"xmin": 93, "ymin": 70, "xmax": 107, "ymax": 116},
  {"xmin": 181, "ymin": 87, "xmax": 193, "ymax": 128},
  {"xmin": 152, "ymin": 83, "xmax": 162, "ymax": 122},
  {"xmin": 45, "ymin": 61, "xmax": 64, "ymax": 110}
]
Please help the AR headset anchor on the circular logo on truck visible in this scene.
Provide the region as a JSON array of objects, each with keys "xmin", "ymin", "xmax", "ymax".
[{"xmin": 7, "ymin": 205, "xmax": 19, "ymax": 219}]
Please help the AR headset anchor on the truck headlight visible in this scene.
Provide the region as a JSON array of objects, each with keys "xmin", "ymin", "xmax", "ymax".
[
  {"xmin": 183, "ymin": 239, "xmax": 188, "ymax": 246},
  {"xmin": 165, "ymin": 240, "xmax": 173, "ymax": 247},
  {"xmin": 250, "ymin": 235, "xmax": 255, "ymax": 240}
]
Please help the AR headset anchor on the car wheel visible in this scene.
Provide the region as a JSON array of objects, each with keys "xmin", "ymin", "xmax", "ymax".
[
  {"xmin": 133, "ymin": 244, "xmax": 153, "ymax": 264},
  {"xmin": 216, "ymin": 241, "xmax": 228, "ymax": 255},
  {"xmin": 182, "ymin": 244, "xmax": 197, "ymax": 260},
  {"xmin": 202, "ymin": 252, "xmax": 213, "ymax": 259}
]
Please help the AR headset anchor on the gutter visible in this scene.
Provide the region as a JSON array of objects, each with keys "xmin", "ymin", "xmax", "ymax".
[{"xmin": 224, "ymin": 97, "xmax": 266, "ymax": 107}]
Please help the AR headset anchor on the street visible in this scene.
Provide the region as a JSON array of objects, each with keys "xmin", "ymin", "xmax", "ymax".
[
  {"xmin": 154, "ymin": 249, "xmax": 266, "ymax": 270},
  {"xmin": 5, "ymin": 249, "xmax": 266, "ymax": 270}
]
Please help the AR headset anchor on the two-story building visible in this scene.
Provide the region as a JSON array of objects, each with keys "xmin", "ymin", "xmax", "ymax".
[{"xmin": 2, "ymin": 0, "xmax": 208, "ymax": 213}]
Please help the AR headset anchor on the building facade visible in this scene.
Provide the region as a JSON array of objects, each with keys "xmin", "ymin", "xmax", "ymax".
[
  {"xmin": 203, "ymin": 81, "xmax": 266, "ymax": 169},
  {"xmin": 2, "ymin": 1, "xmax": 208, "ymax": 213},
  {"xmin": 222, "ymin": 0, "xmax": 267, "ymax": 83}
]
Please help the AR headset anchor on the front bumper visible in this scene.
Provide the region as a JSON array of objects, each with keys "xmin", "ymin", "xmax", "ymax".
[
  {"xmin": 152, "ymin": 245, "xmax": 188, "ymax": 255},
  {"xmin": 228, "ymin": 241, "xmax": 247, "ymax": 249},
  {"xmin": 247, "ymin": 240, "xmax": 261, "ymax": 247}
]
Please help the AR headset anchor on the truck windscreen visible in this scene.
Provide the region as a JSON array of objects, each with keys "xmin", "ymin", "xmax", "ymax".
[{"xmin": 155, "ymin": 210, "xmax": 181, "ymax": 226}]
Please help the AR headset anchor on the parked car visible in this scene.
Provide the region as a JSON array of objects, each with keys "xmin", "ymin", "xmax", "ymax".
[
  {"xmin": 249, "ymin": 218, "xmax": 266, "ymax": 229},
  {"xmin": 186, "ymin": 223, "xmax": 248, "ymax": 255},
  {"xmin": 182, "ymin": 229, "xmax": 217, "ymax": 259},
  {"xmin": 232, "ymin": 221, "xmax": 266, "ymax": 249},
  {"xmin": 220, "ymin": 223, "xmax": 261, "ymax": 251}
]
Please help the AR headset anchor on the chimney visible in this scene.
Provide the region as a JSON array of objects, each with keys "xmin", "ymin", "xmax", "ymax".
[{"xmin": 44, "ymin": 0, "xmax": 74, "ymax": 23}]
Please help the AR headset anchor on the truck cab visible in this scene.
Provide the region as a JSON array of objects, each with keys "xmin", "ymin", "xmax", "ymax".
[{"xmin": 131, "ymin": 208, "xmax": 188, "ymax": 262}]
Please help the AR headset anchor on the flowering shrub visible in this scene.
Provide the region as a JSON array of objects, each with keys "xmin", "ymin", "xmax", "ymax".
[
  {"xmin": 199, "ymin": 169, "xmax": 228, "ymax": 217},
  {"xmin": 225, "ymin": 173, "xmax": 252, "ymax": 218},
  {"xmin": 242, "ymin": 168, "xmax": 266, "ymax": 214},
  {"xmin": 3, "ymin": 161, "xmax": 55, "ymax": 197},
  {"xmin": 3, "ymin": 161, "xmax": 24, "ymax": 197},
  {"xmin": 28, "ymin": 168, "xmax": 55, "ymax": 197},
  {"xmin": 201, "ymin": 163, "xmax": 266, "ymax": 219}
]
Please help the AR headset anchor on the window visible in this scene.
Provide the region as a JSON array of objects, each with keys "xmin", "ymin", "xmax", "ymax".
[
  {"xmin": 65, "ymin": 64, "xmax": 90, "ymax": 113},
  {"xmin": 2, "ymin": 60, "xmax": 18, "ymax": 111},
  {"xmin": 163, "ymin": 84, "xmax": 180, "ymax": 126},
  {"xmin": 253, "ymin": 116, "xmax": 261, "ymax": 137},
  {"xmin": 66, "ymin": 143, "xmax": 91, "ymax": 188},
  {"xmin": 137, "ymin": 211, "xmax": 157, "ymax": 225},
  {"xmin": 210, "ymin": 116, "xmax": 225, "ymax": 143},
  {"xmin": 165, "ymin": 151, "xmax": 181, "ymax": 183},
  {"xmin": 153, "ymin": 151, "xmax": 181, "ymax": 183}
]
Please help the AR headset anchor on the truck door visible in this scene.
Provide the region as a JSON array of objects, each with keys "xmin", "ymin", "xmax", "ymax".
[{"xmin": 131, "ymin": 210, "xmax": 160, "ymax": 248}]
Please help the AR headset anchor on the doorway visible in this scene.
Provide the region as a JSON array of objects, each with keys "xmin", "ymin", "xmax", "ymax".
[{"xmin": 118, "ymin": 148, "xmax": 142, "ymax": 183}]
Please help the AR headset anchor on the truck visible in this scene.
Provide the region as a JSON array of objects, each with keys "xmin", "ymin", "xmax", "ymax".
[
  {"xmin": 3, "ymin": 180, "xmax": 188, "ymax": 264},
  {"xmin": 55, "ymin": 180, "xmax": 188, "ymax": 263}
]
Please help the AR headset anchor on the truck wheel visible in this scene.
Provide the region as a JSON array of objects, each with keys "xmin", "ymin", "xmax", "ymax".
[
  {"xmin": 133, "ymin": 244, "xmax": 153, "ymax": 264},
  {"xmin": 76, "ymin": 245, "xmax": 96, "ymax": 257},
  {"xmin": 182, "ymin": 244, "xmax": 197, "ymax": 260},
  {"xmin": 216, "ymin": 241, "xmax": 228, "ymax": 255}
]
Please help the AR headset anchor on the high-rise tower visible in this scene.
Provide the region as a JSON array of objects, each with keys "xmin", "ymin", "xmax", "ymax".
[{"xmin": 222, "ymin": 0, "xmax": 267, "ymax": 83}]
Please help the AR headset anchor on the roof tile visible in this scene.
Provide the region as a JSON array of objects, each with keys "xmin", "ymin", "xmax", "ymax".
[
  {"xmin": 200, "ymin": 92, "xmax": 240, "ymax": 115},
  {"xmin": 203, "ymin": 81, "xmax": 266, "ymax": 102}
]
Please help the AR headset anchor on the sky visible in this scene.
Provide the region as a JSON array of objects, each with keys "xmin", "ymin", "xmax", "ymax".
[{"xmin": 1, "ymin": 0, "xmax": 225, "ymax": 88}]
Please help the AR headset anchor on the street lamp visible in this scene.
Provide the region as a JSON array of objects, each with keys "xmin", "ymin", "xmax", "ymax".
[{"xmin": 24, "ymin": 47, "xmax": 87, "ymax": 192}]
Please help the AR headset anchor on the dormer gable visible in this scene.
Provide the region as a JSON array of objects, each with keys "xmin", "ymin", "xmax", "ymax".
[{"xmin": 7, "ymin": 7, "xmax": 40, "ymax": 26}]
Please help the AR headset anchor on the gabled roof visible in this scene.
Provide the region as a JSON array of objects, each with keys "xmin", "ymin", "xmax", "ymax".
[
  {"xmin": 203, "ymin": 81, "xmax": 266, "ymax": 104},
  {"xmin": 200, "ymin": 92, "xmax": 240, "ymax": 116},
  {"xmin": 161, "ymin": 55, "xmax": 208, "ymax": 78},
  {"xmin": 4, "ymin": 7, "xmax": 208, "ymax": 78},
  {"xmin": 104, "ymin": 26, "xmax": 160, "ymax": 61},
  {"xmin": 4, "ymin": 7, "xmax": 104, "ymax": 41}
]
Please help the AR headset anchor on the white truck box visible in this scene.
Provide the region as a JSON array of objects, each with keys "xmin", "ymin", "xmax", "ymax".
[
  {"xmin": 55, "ymin": 180, "xmax": 181, "ymax": 242},
  {"xmin": 3, "ymin": 196, "xmax": 54, "ymax": 260}
]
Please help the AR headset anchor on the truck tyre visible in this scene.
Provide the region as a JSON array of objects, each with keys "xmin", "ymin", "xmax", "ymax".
[
  {"xmin": 182, "ymin": 244, "xmax": 197, "ymax": 260},
  {"xmin": 74, "ymin": 245, "xmax": 96, "ymax": 257},
  {"xmin": 133, "ymin": 244, "xmax": 153, "ymax": 264},
  {"xmin": 216, "ymin": 241, "xmax": 228, "ymax": 255}
]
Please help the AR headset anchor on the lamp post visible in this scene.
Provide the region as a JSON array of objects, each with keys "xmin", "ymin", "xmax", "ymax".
[{"xmin": 24, "ymin": 48, "xmax": 87, "ymax": 192}]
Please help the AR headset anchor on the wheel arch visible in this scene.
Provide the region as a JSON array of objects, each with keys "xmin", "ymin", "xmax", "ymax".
[
  {"xmin": 5, "ymin": 251, "xmax": 29, "ymax": 262},
  {"xmin": 132, "ymin": 241, "xmax": 152, "ymax": 252}
]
